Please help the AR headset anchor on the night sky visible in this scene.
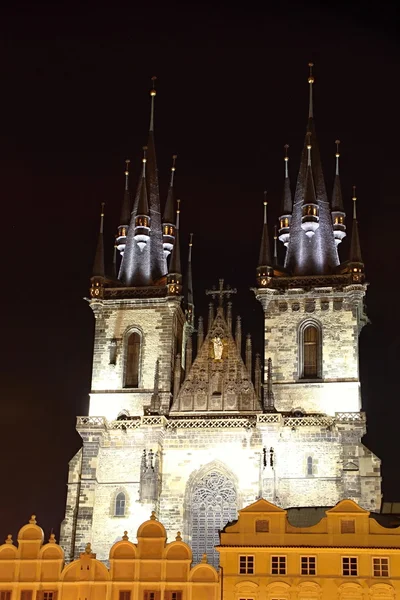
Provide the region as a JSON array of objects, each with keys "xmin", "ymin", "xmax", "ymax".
[{"xmin": 1, "ymin": 1, "xmax": 399, "ymax": 542}]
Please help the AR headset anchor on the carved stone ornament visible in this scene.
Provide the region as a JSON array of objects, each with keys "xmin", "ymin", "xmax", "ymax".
[
  {"xmin": 305, "ymin": 300, "xmax": 316, "ymax": 313},
  {"xmin": 320, "ymin": 300, "xmax": 329, "ymax": 311},
  {"xmin": 292, "ymin": 302, "xmax": 300, "ymax": 312}
]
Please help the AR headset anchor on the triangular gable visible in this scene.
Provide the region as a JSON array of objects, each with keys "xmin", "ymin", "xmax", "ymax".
[
  {"xmin": 240, "ymin": 498, "xmax": 287, "ymax": 514},
  {"xmin": 172, "ymin": 307, "xmax": 261, "ymax": 413},
  {"xmin": 326, "ymin": 499, "xmax": 370, "ymax": 515}
]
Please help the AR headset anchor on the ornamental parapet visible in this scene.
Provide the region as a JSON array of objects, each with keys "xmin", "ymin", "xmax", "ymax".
[{"xmin": 76, "ymin": 411, "xmax": 366, "ymax": 432}]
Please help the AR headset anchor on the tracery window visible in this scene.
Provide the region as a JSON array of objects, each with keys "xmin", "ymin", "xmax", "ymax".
[
  {"xmin": 115, "ymin": 492, "xmax": 126, "ymax": 516},
  {"xmin": 190, "ymin": 470, "xmax": 237, "ymax": 567},
  {"xmin": 125, "ymin": 331, "xmax": 141, "ymax": 388}
]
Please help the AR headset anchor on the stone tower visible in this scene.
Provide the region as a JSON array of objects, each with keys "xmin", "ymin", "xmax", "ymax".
[{"xmin": 60, "ymin": 69, "xmax": 381, "ymax": 567}]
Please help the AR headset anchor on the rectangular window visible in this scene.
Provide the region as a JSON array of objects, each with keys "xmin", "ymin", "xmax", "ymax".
[
  {"xmin": 169, "ymin": 593, "xmax": 182, "ymax": 600},
  {"xmin": 271, "ymin": 555, "xmax": 286, "ymax": 575},
  {"xmin": 342, "ymin": 557, "xmax": 358, "ymax": 576},
  {"xmin": 144, "ymin": 593, "xmax": 160, "ymax": 600},
  {"xmin": 341, "ymin": 520, "xmax": 355, "ymax": 533},
  {"xmin": 239, "ymin": 555, "xmax": 254, "ymax": 574},
  {"xmin": 43, "ymin": 593, "xmax": 55, "ymax": 600},
  {"xmin": 0, "ymin": 593, "xmax": 11, "ymax": 600},
  {"xmin": 301, "ymin": 556, "xmax": 316, "ymax": 575},
  {"xmin": 119, "ymin": 593, "xmax": 131, "ymax": 600},
  {"xmin": 256, "ymin": 519, "xmax": 269, "ymax": 532},
  {"xmin": 373, "ymin": 558, "xmax": 389, "ymax": 577},
  {"xmin": 21, "ymin": 592, "xmax": 33, "ymax": 600}
]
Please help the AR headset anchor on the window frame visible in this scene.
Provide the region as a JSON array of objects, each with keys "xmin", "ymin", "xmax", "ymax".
[
  {"xmin": 342, "ymin": 556, "xmax": 358, "ymax": 576},
  {"xmin": 0, "ymin": 592, "xmax": 12, "ymax": 600},
  {"xmin": 239, "ymin": 554, "xmax": 255, "ymax": 575},
  {"xmin": 372, "ymin": 557, "xmax": 390, "ymax": 577},
  {"xmin": 300, "ymin": 555, "xmax": 317, "ymax": 575},
  {"xmin": 123, "ymin": 328, "xmax": 142, "ymax": 388},
  {"xmin": 271, "ymin": 554, "xmax": 287, "ymax": 575},
  {"xmin": 255, "ymin": 519, "xmax": 269, "ymax": 532},
  {"xmin": 341, "ymin": 519, "xmax": 356, "ymax": 533},
  {"xmin": 298, "ymin": 320, "xmax": 322, "ymax": 380},
  {"xmin": 115, "ymin": 491, "xmax": 126, "ymax": 517},
  {"xmin": 118, "ymin": 592, "xmax": 131, "ymax": 600}
]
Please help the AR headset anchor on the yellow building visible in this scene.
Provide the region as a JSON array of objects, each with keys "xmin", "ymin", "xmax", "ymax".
[
  {"xmin": 0, "ymin": 513, "xmax": 218, "ymax": 600},
  {"xmin": 218, "ymin": 498, "xmax": 400, "ymax": 600}
]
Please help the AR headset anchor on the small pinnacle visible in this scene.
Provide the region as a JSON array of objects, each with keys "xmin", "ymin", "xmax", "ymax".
[
  {"xmin": 125, "ymin": 158, "xmax": 130, "ymax": 175},
  {"xmin": 308, "ymin": 61, "xmax": 315, "ymax": 84},
  {"xmin": 189, "ymin": 232, "xmax": 193, "ymax": 247},
  {"xmin": 122, "ymin": 531, "xmax": 129, "ymax": 541},
  {"xmin": 29, "ymin": 515, "xmax": 37, "ymax": 525},
  {"xmin": 352, "ymin": 186, "xmax": 357, "ymax": 219},
  {"xmin": 335, "ymin": 139, "xmax": 340, "ymax": 157},
  {"xmin": 150, "ymin": 75, "xmax": 157, "ymax": 96},
  {"xmin": 150, "ymin": 510, "xmax": 157, "ymax": 520},
  {"xmin": 85, "ymin": 542, "xmax": 92, "ymax": 554},
  {"xmin": 176, "ymin": 531, "xmax": 182, "ymax": 541},
  {"xmin": 274, "ymin": 225, "xmax": 277, "ymax": 240},
  {"xmin": 5, "ymin": 534, "xmax": 13, "ymax": 544},
  {"xmin": 308, "ymin": 63, "xmax": 314, "ymax": 118}
]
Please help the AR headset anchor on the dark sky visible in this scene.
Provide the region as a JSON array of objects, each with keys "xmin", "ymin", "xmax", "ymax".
[{"xmin": 1, "ymin": 1, "xmax": 399, "ymax": 542}]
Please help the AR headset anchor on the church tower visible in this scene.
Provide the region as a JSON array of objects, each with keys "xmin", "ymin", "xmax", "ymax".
[{"xmin": 61, "ymin": 69, "xmax": 381, "ymax": 568}]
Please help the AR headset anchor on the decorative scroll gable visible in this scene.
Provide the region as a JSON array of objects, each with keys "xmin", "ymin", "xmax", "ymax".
[{"xmin": 171, "ymin": 307, "xmax": 261, "ymax": 413}]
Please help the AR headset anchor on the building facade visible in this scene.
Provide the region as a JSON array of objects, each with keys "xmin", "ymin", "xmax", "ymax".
[
  {"xmin": 218, "ymin": 498, "xmax": 400, "ymax": 600},
  {"xmin": 60, "ymin": 67, "xmax": 381, "ymax": 566}
]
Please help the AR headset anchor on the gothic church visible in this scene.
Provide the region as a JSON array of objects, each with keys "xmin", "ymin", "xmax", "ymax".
[{"xmin": 60, "ymin": 67, "xmax": 381, "ymax": 567}]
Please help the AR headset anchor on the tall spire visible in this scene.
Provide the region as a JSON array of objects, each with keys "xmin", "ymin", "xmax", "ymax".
[
  {"xmin": 331, "ymin": 139, "xmax": 347, "ymax": 246},
  {"xmin": 256, "ymin": 192, "xmax": 273, "ymax": 286},
  {"xmin": 116, "ymin": 159, "xmax": 132, "ymax": 256},
  {"xmin": 162, "ymin": 155, "xmax": 178, "ymax": 258},
  {"xmin": 90, "ymin": 203, "xmax": 105, "ymax": 299},
  {"xmin": 278, "ymin": 144, "xmax": 293, "ymax": 247},
  {"xmin": 133, "ymin": 146, "xmax": 151, "ymax": 251},
  {"xmin": 119, "ymin": 78, "xmax": 167, "ymax": 286},
  {"xmin": 167, "ymin": 199, "xmax": 182, "ymax": 295},
  {"xmin": 284, "ymin": 63, "xmax": 339, "ymax": 275},
  {"xmin": 273, "ymin": 225, "xmax": 278, "ymax": 266},
  {"xmin": 308, "ymin": 62, "xmax": 314, "ymax": 119},
  {"xmin": 185, "ymin": 233, "xmax": 195, "ymax": 328},
  {"xmin": 348, "ymin": 186, "xmax": 364, "ymax": 281}
]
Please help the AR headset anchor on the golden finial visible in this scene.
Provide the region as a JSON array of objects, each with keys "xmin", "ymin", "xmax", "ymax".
[
  {"xmin": 29, "ymin": 515, "xmax": 37, "ymax": 525},
  {"xmin": 189, "ymin": 232, "xmax": 193, "ymax": 247},
  {"xmin": 352, "ymin": 185, "xmax": 357, "ymax": 219},
  {"xmin": 263, "ymin": 191, "xmax": 267, "ymax": 224},
  {"xmin": 284, "ymin": 144, "xmax": 289, "ymax": 177},
  {"xmin": 176, "ymin": 198, "xmax": 181, "ymax": 229},
  {"xmin": 122, "ymin": 531, "xmax": 129, "ymax": 541},
  {"xmin": 308, "ymin": 62, "xmax": 315, "ymax": 84},
  {"xmin": 125, "ymin": 158, "xmax": 130, "ymax": 176},
  {"xmin": 201, "ymin": 553, "xmax": 208, "ymax": 563},
  {"xmin": 49, "ymin": 532, "xmax": 56, "ymax": 543},
  {"xmin": 306, "ymin": 132, "xmax": 312, "ymax": 166},
  {"xmin": 85, "ymin": 542, "xmax": 92, "ymax": 554},
  {"xmin": 175, "ymin": 531, "xmax": 182, "ymax": 541},
  {"xmin": 150, "ymin": 510, "xmax": 157, "ymax": 520},
  {"xmin": 170, "ymin": 154, "xmax": 177, "ymax": 186},
  {"xmin": 5, "ymin": 534, "xmax": 13, "ymax": 544},
  {"xmin": 335, "ymin": 140, "xmax": 340, "ymax": 175},
  {"xmin": 150, "ymin": 75, "xmax": 157, "ymax": 97},
  {"xmin": 142, "ymin": 146, "xmax": 148, "ymax": 163},
  {"xmin": 100, "ymin": 202, "xmax": 105, "ymax": 217}
]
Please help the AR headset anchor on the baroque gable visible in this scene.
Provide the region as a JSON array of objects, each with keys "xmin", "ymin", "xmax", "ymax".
[{"xmin": 171, "ymin": 307, "xmax": 261, "ymax": 413}]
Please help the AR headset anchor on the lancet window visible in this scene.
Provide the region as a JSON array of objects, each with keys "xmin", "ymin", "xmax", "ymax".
[
  {"xmin": 124, "ymin": 331, "xmax": 141, "ymax": 388},
  {"xmin": 299, "ymin": 321, "xmax": 322, "ymax": 379},
  {"xmin": 115, "ymin": 492, "xmax": 126, "ymax": 516}
]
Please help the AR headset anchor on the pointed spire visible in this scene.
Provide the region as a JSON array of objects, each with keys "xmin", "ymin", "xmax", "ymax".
[
  {"xmin": 235, "ymin": 315, "xmax": 242, "ymax": 356},
  {"xmin": 167, "ymin": 199, "xmax": 182, "ymax": 295},
  {"xmin": 149, "ymin": 76, "xmax": 156, "ymax": 132},
  {"xmin": 137, "ymin": 146, "xmax": 149, "ymax": 216},
  {"xmin": 116, "ymin": 159, "xmax": 132, "ymax": 256},
  {"xmin": 185, "ymin": 233, "xmax": 194, "ymax": 318},
  {"xmin": 331, "ymin": 140, "xmax": 346, "ymax": 246},
  {"xmin": 257, "ymin": 192, "xmax": 273, "ymax": 286},
  {"xmin": 197, "ymin": 316, "xmax": 204, "ymax": 352},
  {"xmin": 308, "ymin": 62, "xmax": 314, "ymax": 119},
  {"xmin": 349, "ymin": 186, "xmax": 363, "ymax": 273},
  {"xmin": 273, "ymin": 225, "xmax": 278, "ymax": 266},
  {"xmin": 162, "ymin": 155, "xmax": 178, "ymax": 258},
  {"xmin": 133, "ymin": 146, "xmax": 151, "ymax": 252},
  {"xmin": 279, "ymin": 144, "xmax": 293, "ymax": 247},
  {"xmin": 90, "ymin": 204, "xmax": 106, "ymax": 299},
  {"xmin": 301, "ymin": 133, "xmax": 320, "ymax": 238}
]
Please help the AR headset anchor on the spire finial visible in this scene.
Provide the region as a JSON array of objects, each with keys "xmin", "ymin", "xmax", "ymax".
[
  {"xmin": 100, "ymin": 202, "xmax": 105, "ymax": 234},
  {"xmin": 142, "ymin": 146, "xmax": 147, "ymax": 177},
  {"xmin": 335, "ymin": 139, "xmax": 340, "ymax": 176},
  {"xmin": 352, "ymin": 185, "xmax": 357, "ymax": 219},
  {"xmin": 149, "ymin": 76, "xmax": 157, "ymax": 132},
  {"xmin": 124, "ymin": 159, "xmax": 130, "ymax": 191},
  {"xmin": 176, "ymin": 198, "xmax": 181, "ymax": 229},
  {"xmin": 306, "ymin": 132, "xmax": 312, "ymax": 166},
  {"xmin": 308, "ymin": 62, "xmax": 314, "ymax": 118},
  {"xmin": 188, "ymin": 232, "xmax": 193, "ymax": 260},
  {"xmin": 263, "ymin": 190, "xmax": 267, "ymax": 224},
  {"xmin": 170, "ymin": 154, "xmax": 177, "ymax": 187},
  {"xmin": 273, "ymin": 225, "xmax": 278, "ymax": 265},
  {"xmin": 284, "ymin": 144, "xmax": 289, "ymax": 178}
]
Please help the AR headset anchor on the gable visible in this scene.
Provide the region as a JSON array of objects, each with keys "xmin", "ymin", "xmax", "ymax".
[
  {"xmin": 240, "ymin": 498, "xmax": 287, "ymax": 514},
  {"xmin": 327, "ymin": 499, "xmax": 370, "ymax": 515},
  {"xmin": 172, "ymin": 307, "xmax": 260, "ymax": 413}
]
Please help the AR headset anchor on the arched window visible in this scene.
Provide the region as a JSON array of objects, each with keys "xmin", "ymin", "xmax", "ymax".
[
  {"xmin": 125, "ymin": 332, "xmax": 141, "ymax": 388},
  {"xmin": 115, "ymin": 492, "xmax": 126, "ymax": 516},
  {"xmin": 307, "ymin": 456, "xmax": 313, "ymax": 476},
  {"xmin": 300, "ymin": 323, "xmax": 321, "ymax": 379}
]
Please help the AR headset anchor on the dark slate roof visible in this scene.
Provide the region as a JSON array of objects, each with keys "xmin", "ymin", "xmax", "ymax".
[
  {"xmin": 349, "ymin": 217, "xmax": 363, "ymax": 263},
  {"xmin": 163, "ymin": 182, "xmax": 175, "ymax": 224},
  {"xmin": 282, "ymin": 176, "xmax": 292, "ymax": 215},
  {"xmin": 258, "ymin": 204, "xmax": 272, "ymax": 268},
  {"xmin": 169, "ymin": 226, "xmax": 181, "ymax": 275},
  {"xmin": 284, "ymin": 117, "xmax": 340, "ymax": 276}
]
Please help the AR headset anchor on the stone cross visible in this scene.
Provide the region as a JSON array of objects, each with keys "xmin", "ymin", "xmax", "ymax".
[{"xmin": 205, "ymin": 278, "xmax": 237, "ymax": 307}]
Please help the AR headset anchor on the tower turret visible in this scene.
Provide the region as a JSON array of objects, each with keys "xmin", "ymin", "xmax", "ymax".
[
  {"xmin": 301, "ymin": 132, "xmax": 320, "ymax": 238},
  {"xmin": 278, "ymin": 144, "xmax": 292, "ymax": 246},
  {"xmin": 90, "ymin": 203, "xmax": 105, "ymax": 299},
  {"xmin": 331, "ymin": 140, "xmax": 346, "ymax": 246},
  {"xmin": 348, "ymin": 186, "xmax": 364, "ymax": 282},
  {"xmin": 256, "ymin": 192, "xmax": 273, "ymax": 286},
  {"xmin": 116, "ymin": 159, "xmax": 131, "ymax": 256},
  {"xmin": 162, "ymin": 155, "xmax": 177, "ymax": 258},
  {"xmin": 167, "ymin": 199, "xmax": 182, "ymax": 295},
  {"xmin": 133, "ymin": 146, "xmax": 151, "ymax": 251}
]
